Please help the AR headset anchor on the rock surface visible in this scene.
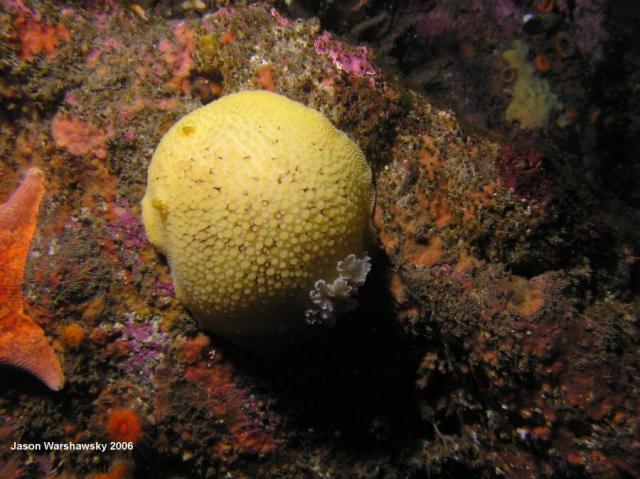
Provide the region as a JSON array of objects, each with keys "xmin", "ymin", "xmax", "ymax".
[{"xmin": 0, "ymin": 1, "xmax": 637, "ymax": 478}]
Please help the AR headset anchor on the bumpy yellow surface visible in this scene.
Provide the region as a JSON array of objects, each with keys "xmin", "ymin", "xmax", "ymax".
[
  {"xmin": 502, "ymin": 40, "xmax": 560, "ymax": 129},
  {"xmin": 142, "ymin": 91, "xmax": 373, "ymax": 348}
]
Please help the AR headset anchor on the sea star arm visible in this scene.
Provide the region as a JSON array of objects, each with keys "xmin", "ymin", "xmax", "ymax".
[
  {"xmin": 0, "ymin": 168, "xmax": 64, "ymax": 391},
  {"xmin": 0, "ymin": 311, "xmax": 64, "ymax": 390}
]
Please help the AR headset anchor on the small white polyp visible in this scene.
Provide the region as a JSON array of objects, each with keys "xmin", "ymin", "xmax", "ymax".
[{"xmin": 305, "ymin": 253, "xmax": 372, "ymax": 327}]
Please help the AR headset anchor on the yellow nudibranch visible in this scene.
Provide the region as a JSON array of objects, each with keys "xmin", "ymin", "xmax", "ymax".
[{"xmin": 142, "ymin": 91, "xmax": 374, "ymax": 349}]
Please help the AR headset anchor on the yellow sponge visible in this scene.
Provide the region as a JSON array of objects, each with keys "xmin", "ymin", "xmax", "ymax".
[
  {"xmin": 142, "ymin": 91, "xmax": 374, "ymax": 349},
  {"xmin": 502, "ymin": 40, "xmax": 560, "ymax": 129}
]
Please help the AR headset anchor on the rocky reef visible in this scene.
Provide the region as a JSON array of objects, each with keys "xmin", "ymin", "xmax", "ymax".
[{"xmin": 0, "ymin": 1, "xmax": 638, "ymax": 478}]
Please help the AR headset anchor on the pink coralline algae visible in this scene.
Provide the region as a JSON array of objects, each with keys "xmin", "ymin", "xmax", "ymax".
[
  {"xmin": 574, "ymin": 0, "xmax": 609, "ymax": 63},
  {"xmin": 492, "ymin": 0, "xmax": 521, "ymax": 22},
  {"xmin": 159, "ymin": 22, "xmax": 196, "ymax": 94},
  {"xmin": 417, "ymin": 7, "xmax": 454, "ymax": 41},
  {"xmin": 155, "ymin": 280, "xmax": 175, "ymax": 297},
  {"xmin": 314, "ymin": 32, "xmax": 376, "ymax": 77},
  {"xmin": 4, "ymin": 0, "xmax": 31, "ymax": 15},
  {"xmin": 51, "ymin": 112, "xmax": 113, "ymax": 159},
  {"xmin": 107, "ymin": 199, "xmax": 147, "ymax": 268},
  {"xmin": 498, "ymin": 145, "xmax": 551, "ymax": 202},
  {"xmin": 118, "ymin": 314, "xmax": 169, "ymax": 385},
  {"xmin": 416, "ymin": 0, "xmax": 522, "ymax": 43},
  {"xmin": 202, "ymin": 7, "xmax": 236, "ymax": 31},
  {"xmin": 85, "ymin": 36, "xmax": 125, "ymax": 67},
  {"xmin": 8, "ymin": 0, "xmax": 71, "ymax": 62},
  {"xmin": 269, "ymin": 7, "xmax": 291, "ymax": 27},
  {"xmin": 118, "ymin": 97, "xmax": 179, "ymax": 120},
  {"xmin": 491, "ymin": 0, "xmax": 523, "ymax": 38},
  {"xmin": 108, "ymin": 199, "xmax": 147, "ymax": 249}
]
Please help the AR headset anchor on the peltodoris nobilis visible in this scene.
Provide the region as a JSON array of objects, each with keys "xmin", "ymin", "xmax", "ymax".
[{"xmin": 142, "ymin": 91, "xmax": 374, "ymax": 349}]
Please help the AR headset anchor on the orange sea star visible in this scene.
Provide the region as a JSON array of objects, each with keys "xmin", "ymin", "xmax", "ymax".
[{"xmin": 0, "ymin": 168, "xmax": 64, "ymax": 390}]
